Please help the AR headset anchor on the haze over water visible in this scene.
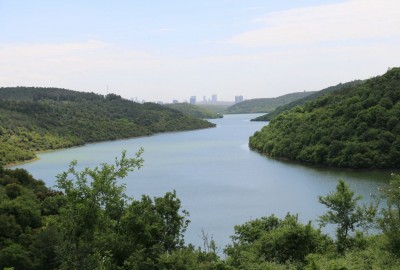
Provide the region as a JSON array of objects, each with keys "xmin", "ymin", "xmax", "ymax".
[{"xmin": 13, "ymin": 114, "xmax": 391, "ymax": 248}]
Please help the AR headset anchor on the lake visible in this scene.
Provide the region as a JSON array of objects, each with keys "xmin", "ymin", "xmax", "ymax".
[{"xmin": 12, "ymin": 113, "xmax": 391, "ymax": 249}]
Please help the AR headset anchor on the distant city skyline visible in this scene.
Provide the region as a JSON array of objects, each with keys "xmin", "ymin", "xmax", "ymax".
[
  {"xmin": 175, "ymin": 94, "xmax": 242, "ymax": 104},
  {"xmin": 127, "ymin": 93, "xmax": 243, "ymax": 105},
  {"xmin": 235, "ymin": 95, "xmax": 244, "ymax": 104},
  {"xmin": 1, "ymin": 1, "xmax": 399, "ymax": 102}
]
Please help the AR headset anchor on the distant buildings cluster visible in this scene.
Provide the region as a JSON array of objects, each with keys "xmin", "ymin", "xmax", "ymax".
[
  {"xmin": 189, "ymin": 94, "xmax": 217, "ymax": 104},
  {"xmin": 185, "ymin": 94, "xmax": 243, "ymax": 105},
  {"xmin": 128, "ymin": 94, "xmax": 244, "ymax": 105},
  {"xmin": 235, "ymin": 95, "xmax": 244, "ymax": 103}
]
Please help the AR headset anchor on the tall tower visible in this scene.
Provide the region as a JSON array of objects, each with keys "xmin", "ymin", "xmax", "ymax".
[
  {"xmin": 211, "ymin": 94, "xmax": 217, "ymax": 104},
  {"xmin": 235, "ymin": 95, "xmax": 243, "ymax": 103}
]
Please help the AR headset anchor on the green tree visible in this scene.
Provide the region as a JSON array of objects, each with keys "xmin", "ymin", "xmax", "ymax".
[
  {"xmin": 225, "ymin": 214, "xmax": 329, "ymax": 268},
  {"xmin": 318, "ymin": 180, "xmax": 375, "ymax": 254},
  {"xmin": 159, "ymin": 245, "xmax": 228, "ymax": 270},
  {"xmin": 54, "ymin": 149, "xmax": 191, "ymax": 270},
  {"xmin": 55, "ymin": 149, "xmax": 144, "ymax": 270},
  {"xmin": 378, "ymin": 173, "xmax": 400, "ymax": 254},
  {"xmin": 0, "ymin": 243, "xmax": 33, "ymax": 270},
  {"xmin": 116, "ymin": 191, "xmax": 190, "ymax": 269}
]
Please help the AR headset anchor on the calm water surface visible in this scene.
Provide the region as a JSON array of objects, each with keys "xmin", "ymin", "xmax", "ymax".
[{"xmin": 13, "ymin": 114, "xmax": 391, "ymax": 248}]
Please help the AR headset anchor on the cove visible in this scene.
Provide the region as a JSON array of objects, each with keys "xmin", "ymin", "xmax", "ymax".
[{"xmin": 12, "ymin": 113, "xmax": 391, "ymax": 249}]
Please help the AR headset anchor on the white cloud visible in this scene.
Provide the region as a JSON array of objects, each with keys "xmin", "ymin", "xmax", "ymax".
[
  {"xmin": 1, "ymin": 37, "xmax": 398, "ymax": 102},
  {"xmin": 228, "ymin": 0, "xmax": 400, "ymax": 47},
  {"xmin": 1, "ymin": 0, "xmax": 400, "ymax": 104},
  {"xmin": 0, "ymin": 40, "xmax": 164, "ymax": 91}
]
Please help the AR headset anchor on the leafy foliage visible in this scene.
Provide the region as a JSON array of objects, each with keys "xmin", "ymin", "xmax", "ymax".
[
  {"xmin": 55, "ymin": 150, "xmax": 144, "ymax": 269},
  {"xmin": 0, "ymin": 151, "xmax": 196, "ymax": 270},
  {"xmin": 225, "ymin": 91, "xmax": 315, "ymax": 114},
  {"xmin": 305, "ymin": 235, "xmax": 400, "ymax": 270},
  {"xmin": 378, "ymin": 173, "xmax": 400, "ymax": 254},
  {"xmin": 55, "ymin": 150, "xmax": 192, "ymax": 270},
  {"xmin": 2, "ymin": 153, "xmax": 400, "ymax": 269},
  {"xmin": 249, "ymin": 67, "xmax": 400, "ymax": 169},
  {"xmin": 318, "ymin": 180, "xmax": 377, "ymax": 254},
  {"xmin": 0, "ymin": 166, "xmax": 63, "ymax": 270},
  {"xmin": 225, "ymin": 214, "xmax": 331, "ymax": 268},
  {"xmin": 0, "ymin": 87, "xmax": 215, "ymax": 165}
]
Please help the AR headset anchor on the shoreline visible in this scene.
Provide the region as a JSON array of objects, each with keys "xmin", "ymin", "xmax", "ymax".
[
  {"xmin": 248, "ymin": 146, "xmax": 397, "ymax": 175},
  {"xmin": 5, "ymin": 125, "xmax": 216, "ymax": 168},
  {"xmin": 5, "ymin": 157, "xmax": 41, "ymax": 168}
]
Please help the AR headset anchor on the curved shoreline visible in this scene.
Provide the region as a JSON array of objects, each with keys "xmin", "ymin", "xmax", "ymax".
[{"xmin": 5, "ymin": 125, "xmax": 217, "ymax": 168}]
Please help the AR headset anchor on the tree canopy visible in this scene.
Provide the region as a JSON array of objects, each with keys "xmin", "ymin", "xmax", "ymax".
[
  {"xmin": 0, "ymin": 151, "xmax": 193, "ymax": 270},
  {"xmin": 249, "ymin": 67, "xmax": 400, "ymax": 169},
  {"xmin": 225, "ymin": 91, "xmax": 315, "ymax": 114},
  {"xmin": 2, "ymin": 157, "xmax": 400, "ymax": 269},
  {"xmin": 251, "ymin": 80, "xmax": 362, "ymax": 122},
  {"xmin": 0, "ymin": 87, "xmax": 215, "ymax": 165},
  {"xmin": 318, "ymin": 180, "xmax": 377, "ymax": 254}
]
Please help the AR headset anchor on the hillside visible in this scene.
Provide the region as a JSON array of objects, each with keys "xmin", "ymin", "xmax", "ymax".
[
  {"xmin": 0, "ymin": 87, "xmax": 215, "ymax": 165},
  {"xmin": 249, "ymin": 68, "xmax": 400, "ymax": 169},
  {"xmin": 164, "ymin": 103, "xmax": 222, "ymax": 119},
  {"xmin": 252, "ymin": 80, "xmax": 362, "ymax": 121},
  {"xmin": 225, "ymin": 91, "xmax": 315, "ymax": 114},
  {"xmin": 197, "ymin": 104, "xmax": 230, "ymax": 114}
]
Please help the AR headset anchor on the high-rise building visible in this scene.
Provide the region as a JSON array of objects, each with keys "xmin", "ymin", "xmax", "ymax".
[
  {"xmin": 173, "ymin": 99, "xmax": 179, "ymax": 104},
  {"xmin": 211, "ymin": 94, "xmax": 217, "ymax": 103},
  {"xmin": 190, "ymin": 96, "xmax": 196, "ymax": 104},
  {"xmin": 235, "ymin": 95, "xmax": 244, "ymax": 103}
]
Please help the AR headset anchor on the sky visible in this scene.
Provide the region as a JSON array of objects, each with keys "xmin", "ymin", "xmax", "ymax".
[{"xmin": 1, "ymin": 0, "xmax": 400, "ymax": 103}]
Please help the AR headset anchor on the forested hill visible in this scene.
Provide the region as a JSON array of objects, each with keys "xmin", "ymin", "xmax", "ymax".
[
  {"xmin": 225, "ymin": 91, "xmax": 315, "ymax": 114},
  {"xmin": 251, "ymin": 80, "xmax": 362, "ymax": 121},
  {"xmin": 249, "ymin": 68, "xmax": 400, "ymax": 169},
  {"xmin": 0, "ymin": 87, "xmax": 215, "ymax": 165},
  {"xmin": 164, "ymin": 103, "xmax": 223, "ymax": 119}
]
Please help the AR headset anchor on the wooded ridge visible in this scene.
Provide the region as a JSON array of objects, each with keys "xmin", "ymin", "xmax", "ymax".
[
  {"xmin": 252, "ymin": 80, "xmax": 363, "ymax": 121},
  {"xmin": 249, "ymin": 68, "xmax": 400, "ymax": 169},
  {"xmin": 0, "ymin": 87, "xmax": 215, "ymax": 165},
  {"xmin": 164, "ymin": 102, "xmax": 223, "ymax": 119},
  {"xmin": 225, "ymin": 91, "xmax": 315, "ymax": 114}
]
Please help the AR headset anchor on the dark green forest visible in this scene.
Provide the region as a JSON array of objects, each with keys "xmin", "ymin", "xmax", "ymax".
[
  {"xmin": 0, "ymin": 87, "xmax": 214, "ymax": 165},
  {"xmin": 225, "ymin": 91, "xmax": 315, "ymax": 114},
  {"xmin": 1, "ymin": 153, "xmax": 400, "ymax": 270},
  {"xmin": 250, "ymin": 67, "xmax": 400, "ymax": 169},
  {"xmin": 164, "ymin": 103, "xmax": 223, "ymax": 119},
  {"xmin": 251, "ymin": 80, "xmax": 362, "ymax": 122}
]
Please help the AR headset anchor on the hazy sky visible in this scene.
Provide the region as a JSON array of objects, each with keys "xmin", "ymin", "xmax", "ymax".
[{"xmin": 1, "ymin": 0, "xmax": 399, "ymax": 102}]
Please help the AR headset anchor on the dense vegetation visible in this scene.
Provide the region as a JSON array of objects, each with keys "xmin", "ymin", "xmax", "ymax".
[
  {"xmin": 0, "ymin": 87, "xmax": 215, "ymax": 165},
  {"xmin": 252, "ymin": 80, "xmax": 362, "ymax": 121},
  {"xmin": 197, "ymin": 104, "xmax": 230, "ymax": 114},
  {"xmin": 0, "ymin": 151, "xmax": 194, "ymax": 269},
  {"xmin": 2, "ymin": 153, "xmax": 400, "ymax": 269},
  {"xmin": 250, "ymin": 68, "xmax": 400, "ymax": 169},
  {"xmin": 225, "ymin": 91, "xmax": 315, "ymax": 114},
  {"xmin": 164, "ymin": 103, "xmax": 223, "ymax": 119}
]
